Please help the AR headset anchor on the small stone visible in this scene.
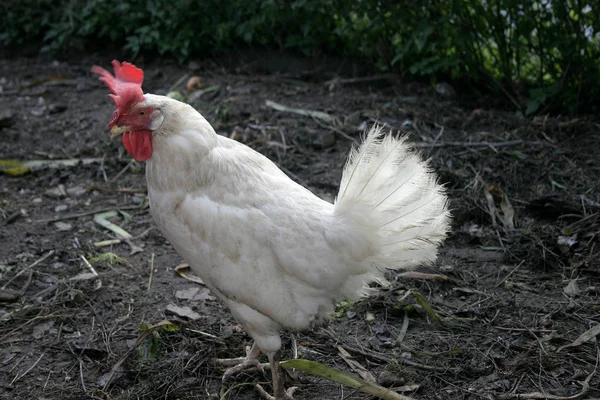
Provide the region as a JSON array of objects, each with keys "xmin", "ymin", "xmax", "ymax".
[
  {"xmin": 5, "ymin": 209, "xmax": 26, "ymax": 224},
  {"xmin": 45, "ymin": 185, "xmax": 66, "ymax": 198},
  {"xmin": 131, "ymin": 195, "xmax": 144, "ymax": 204},
  {"xmin": 48, "ymin": 103, "xmax": 67, "ymax": 114},
  {"xmin": 435, "ymin": 82, "xmax": 457, "ymax": 98},
  {"xmin": 54, "ymin": 222, "xmax": 72, "ymax": 231},
  {"xmin": 377, "ymin": 370, "xmax": 406, "ymax": 387},
  {"xmin": 187, "ymin": 76, "xmax": 204, "ymax": 93},
  {"xmin": 0, "ymin": 109, "xmax": 14, "ymax": 128},
  {"xmin": 439, "ymin": 265, "xmax": 454, "ymax": 272},
  {"xmin": 96, "ymin": 367, "xmax": 124, "ymax": 388},
  {"xmin": 30, "ymin": 106, "xmax": 47, "ymax": 117},
  {"xmin": 564, "ymin": 279, "xmax": 581, "ymax": 296},
  {"xmin": 32, "ymin": 197, "xmax": 43, "ymax": 204},
  {"xmin": 54, "ymin": 204, "xmax": 68, "ymax": 212},
  {"xmin": 66, "ymin": 185, "xmax": 87, "ymax": 197},
  {"xmin": 307, "ymin": 129, "xmax": 336, "ymax": 149}
]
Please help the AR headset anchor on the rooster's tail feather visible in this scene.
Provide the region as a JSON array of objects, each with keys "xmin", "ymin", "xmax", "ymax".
[{"xmin": 335, "ymin": 125, "xmax": 450, "ymax": 271}]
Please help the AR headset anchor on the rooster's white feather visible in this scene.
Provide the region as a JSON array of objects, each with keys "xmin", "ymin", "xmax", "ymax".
[
  {"xmin": 336, "ymin": 125, "xmax": 450, "ymax": 271},
  {"xmin": 95, "ymin": 59, "xmax": 452, "ymax": 399},
  {"xmin": 115, "ymin": 93, "xmax": 449, "ymax": 392}
]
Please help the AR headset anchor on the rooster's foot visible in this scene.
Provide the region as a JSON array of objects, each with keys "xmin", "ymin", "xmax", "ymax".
[
  {"xmin": 255, "ymin": 384, "xmax": 297, "ymax": 400},
  {"xmin": 215, "ymin": 342, "xmax": 264, "ymax": 381}
]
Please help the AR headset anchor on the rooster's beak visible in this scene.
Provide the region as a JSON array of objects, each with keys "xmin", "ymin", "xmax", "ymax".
[{"xmin": 110, "ymin": 125, "xmax": 130, "ymax": 137}]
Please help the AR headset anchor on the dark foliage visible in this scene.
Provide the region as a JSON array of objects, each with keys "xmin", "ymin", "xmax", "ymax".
[{"xmin": 2, "ymin": 0, "xmax": 599, "ymax": 113}]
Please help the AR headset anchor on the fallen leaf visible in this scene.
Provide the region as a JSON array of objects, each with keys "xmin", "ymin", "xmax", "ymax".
[
  {"xmin": 557, "ymin": 235, "xmax": 577, "ymax": 247},
  {"xmin": 395, "ymin": 312, "xmax": 409, "ymax": 346},
  {"xmin": 1, "ymin": 158, "xmax": 103, "ymax": 176},
  {"xmin": 94, "ymin": 211, "xmax": 133, "ymax": 239},
  {"xmin": 147, "ymin": 319, "xmax": 184, "ymax": 330},
  {"xmin": 563, "ymin": 279, "xmax": 581, "ymax": 296},
  {"xmin": 174, "ymin": 263, "xmax": 205, "ymax": 285},
  {"xmin": 94, "ymin": 211, "xmax": 143, "ymax": 255},
  {"xmin": 409, "ymin": 291, "xmax": 444, "ymax": 324},
  {"xmin": 192, "ymin": 288, "xmax": 216, "ymax": 301},
  {"xmin": 484, "ymin": 185, "xmax": 515, "ymax": 230},
  {"xmin": 337, "ymin": 346, "xmax": 377, "ymax": 383},
  {"xmin": 484, "ymin": 188, "xmax": 498, "ymax": 227},
  {"xmin": 280, "ymin": 359, "xmax": 413, "ymax": 400},
  {"xmin": 557, "ymin": 324, "xmax": 600, "ymax": 352},
  {"xmin": 165, "ymin": 304, "xmax": 201, "ymax": 320},
  {"xmin": 175, "ymin": 287, "xmax": 200, "ymax": 300},
  {"xmin": 32, "ymin": 321, "xmax": 54, "ymax": 339},
  {"xmin": 499, "ymin": 192, "xmax": 515, "ymax": 229},
  {"xmin": 175, "ymin": 287, "xmax": 215, "ymax": 301}
]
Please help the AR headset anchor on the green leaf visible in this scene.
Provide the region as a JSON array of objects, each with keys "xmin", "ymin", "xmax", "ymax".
[
  {"xmin": 280, "ymin": 359, "xmax": 414, "ymax": 400},
  {"xmin": 525, "ymin": 99, "xmax": 542, "ymax": 116}
]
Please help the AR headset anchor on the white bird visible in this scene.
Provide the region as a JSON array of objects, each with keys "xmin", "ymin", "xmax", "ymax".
[{"xmin": 92, "ymin": 60, "xmax": 450, "ymax": 400}]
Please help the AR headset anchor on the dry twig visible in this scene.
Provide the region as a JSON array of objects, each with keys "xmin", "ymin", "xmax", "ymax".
[
  {"xmin": 35, "ymin": 205, "xmax": 143, "ymax": 223},
  {"xmin": 265, "ymin": 100, "xmax": 336, "ymax": 123},
  {"xmin": 2, "ymin": 250, "xmax": 54, "ymax": 290},
  {"xmin": 413, "ymin": 139, "xmax": 525, "ymax": 148},
  {"xmin": 497, "ymin": 366, "xmax": 596, "ymax": 399},
  {"xmin": 10, "ymin": 352, "xmax": 46, "ymax": 385}
]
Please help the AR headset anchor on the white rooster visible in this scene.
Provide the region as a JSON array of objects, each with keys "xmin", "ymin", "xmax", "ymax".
[{"xmin": 92, "ymin": 61, "xmax": 450, "ymax": 400}]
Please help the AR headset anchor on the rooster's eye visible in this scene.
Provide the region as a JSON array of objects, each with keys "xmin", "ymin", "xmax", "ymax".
[{"xmin": 139, "ymin": 111, "xmax": 145, "ymax": 116}]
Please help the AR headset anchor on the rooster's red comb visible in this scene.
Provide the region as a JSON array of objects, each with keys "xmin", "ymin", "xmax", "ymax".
[{"xmin": 91, "ymin": 60, "xmax": 145, "ymax": 126}]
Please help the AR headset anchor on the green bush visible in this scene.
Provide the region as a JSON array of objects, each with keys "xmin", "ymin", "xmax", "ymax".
[
  {"xmin": 452, "ymin": 0, "xmax": 600, "ymax": 114},
  {"xmin": 1, "ymin": 0, "xmax": 598, "ymax": 115}
]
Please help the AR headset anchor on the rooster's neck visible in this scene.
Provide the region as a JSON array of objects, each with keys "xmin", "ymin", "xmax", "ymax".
[{"xmin": 146, "ymin": 128, "xmax": 218, "ymax": 192}]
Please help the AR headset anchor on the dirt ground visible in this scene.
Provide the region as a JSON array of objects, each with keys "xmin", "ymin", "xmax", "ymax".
[{"xmin": 1, "ymin": 53, "xmax": 599, "ymax": 400}]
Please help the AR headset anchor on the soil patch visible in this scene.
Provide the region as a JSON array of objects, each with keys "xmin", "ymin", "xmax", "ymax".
[{"xmin": 1, "ymin": 54, "xmax": 599, "ymax": 399}]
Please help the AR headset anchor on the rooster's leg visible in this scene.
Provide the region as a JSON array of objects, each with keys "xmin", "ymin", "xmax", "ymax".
[
  {"xmin": 216, "ymin": 342, "xmax": 264, "ymax": 381},
  {"xmin": 255, "ymin": 350, "xmax": 297, "ymax": 400}
]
